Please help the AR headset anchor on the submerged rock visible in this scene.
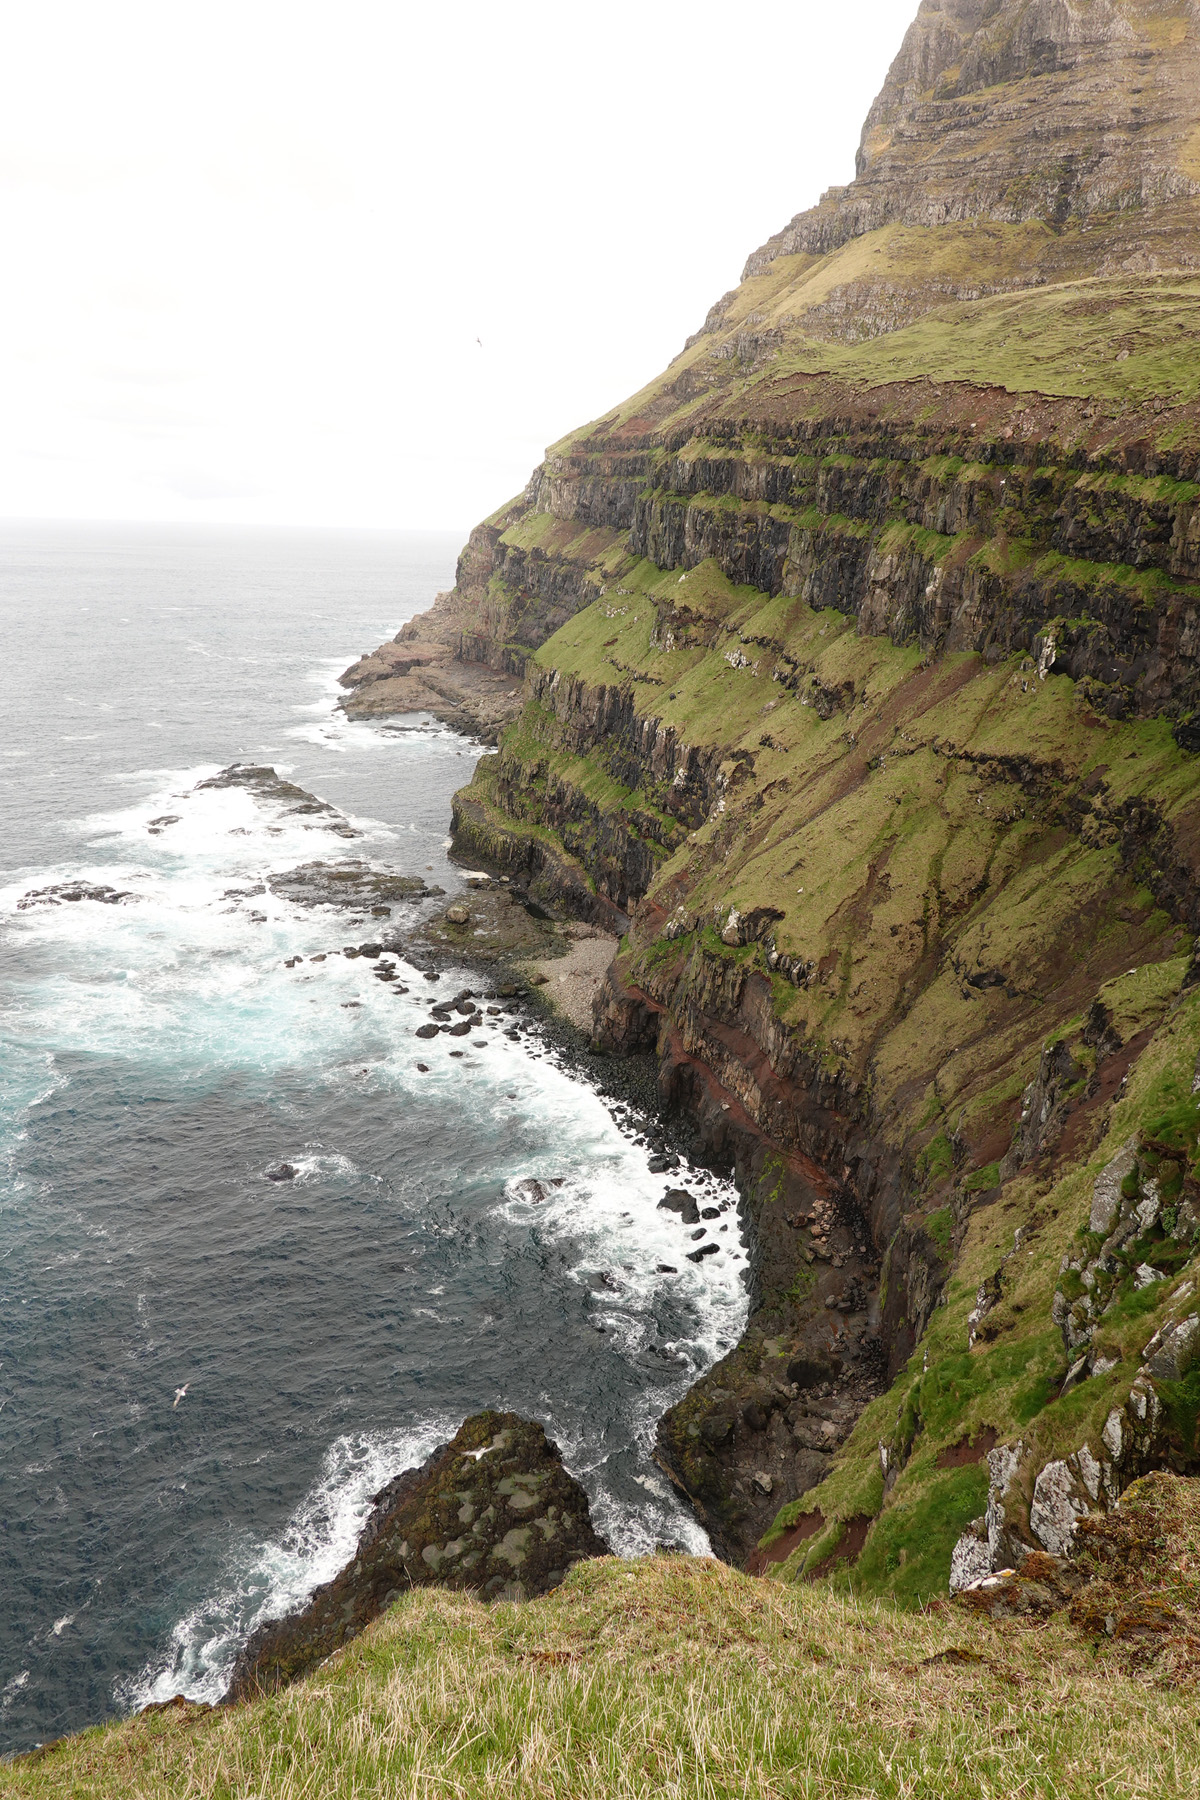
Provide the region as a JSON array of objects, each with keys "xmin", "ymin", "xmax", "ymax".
[
  {"xmin": 17, "ymin": 880, "xmax": 137, "ymax": 910},
  {"xmin": 267, "ymin": 860, "xmax": 436, "ymax": 911},
  {"xmin": 226, "ymin": 1411, "xmax": 608, "ymax": 1700}
]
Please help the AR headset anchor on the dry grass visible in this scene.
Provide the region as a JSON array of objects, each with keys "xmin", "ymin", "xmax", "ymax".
[{"xmin": 6, "ymin": 1556, "xmax": 1200, "ymax": 1799}]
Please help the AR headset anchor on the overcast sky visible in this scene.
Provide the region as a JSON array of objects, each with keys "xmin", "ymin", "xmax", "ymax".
[{"xmin": 0, "ymin": 1, "xmax": 914, "ymax": 532}]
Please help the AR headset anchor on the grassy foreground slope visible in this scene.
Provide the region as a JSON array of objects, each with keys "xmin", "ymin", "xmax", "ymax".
[{"xmin": 7, "ymin": 1555, "xmax": 1200, "ymax": 1800}]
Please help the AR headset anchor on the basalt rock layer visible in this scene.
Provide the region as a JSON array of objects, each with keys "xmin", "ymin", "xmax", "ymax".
[{"xmin": 359, "ymin": 0, "xmax": 1200, "ymax": 1596}]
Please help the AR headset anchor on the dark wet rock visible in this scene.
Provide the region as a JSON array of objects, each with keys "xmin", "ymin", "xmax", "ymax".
[
  {"xmin": 226, "ymin": 1411, "xmax": 608, "ymax": 1701},
  {"xmin": 198, "ymin": 763, "xmax": 335, "ymax": 811},
  {"xmin": 415, "ymin": 1024, "xmax": 439, "ymax": 1039},
  {"xmin": 18, "ymin": 881, "xmax": 138, "ymax": 910},
  {"xmin": 449, "ymin": 1021, "xmax": 472, "ymax": 1037},
  {"xmin": 147, "ymin": 815, "xmax": 181, "ymax": 833},
  {"xmin": 656, "ymin": 1263, "xmax": 679, "ymax": 1275},
  {"xmin": 701, "ymin": 1207, "xmax": 721, "ymax": 1220},
  {"xmin": 420, "ymin": 885, "xmax": 560, "ymax": 965},
  {"xmin": 647, "ymin": 1154, "xmax": 678, "ymax": 1173},
  {"xmin": 512, "ymin": 1178, "xmax": 551, "ymax": 1204},
  {"xmin": 788, "ymin": 1355, "xmax": 841, "ymax": 1389},
  {"xmin": 415, "ymin": 1062, "xmax": 430, "ymax": 1072},
  {"xmin": 268, "ymin": 861, "xmax": 436, "ymax": 911},
  {"xmin": 658, "ymin": 1189, "xmax": 700, "ymax": 1226},
  {"xmin": 265, "ymin": 1163, "xmax": 297, "ymax": 1182},
  {"xmin": 358, "ymin": 943, "xmax": 382, "ymax": 958},
  {"xmin": 687, "ymin": 1243, "xmax": 720, "ymax": 1263},
  {"xmin": 195, "ymin": 765, "xmax": 364, "ymax": 839},
  {"xmin": 513, "ymin": 891, "xmax": 554, "ymax": 921}
]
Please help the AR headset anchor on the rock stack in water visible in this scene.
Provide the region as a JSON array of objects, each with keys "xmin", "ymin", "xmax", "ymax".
[{"xmin": 226, "ymin": 1412, "xmax": 608, "ymax": 1699}]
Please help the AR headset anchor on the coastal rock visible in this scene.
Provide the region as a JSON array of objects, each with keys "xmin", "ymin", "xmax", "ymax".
[
  {"xmin": 17, "ymin": 880, "xmax": 137, "ymax": 909},
  {"xmin": 196, "ymin": 764, "xmax": 362, "ymax": 837},
  {"xmin": 226, "ymin": 1411, "xmax": 608, "ymax": 1700},
  {"xmin": 267, "ymin": 860, "xmax": 436, "ymax": 910},
  {"xmin": 658, "ymin": 1188, "xmax": 701, "ymax": 1225}
]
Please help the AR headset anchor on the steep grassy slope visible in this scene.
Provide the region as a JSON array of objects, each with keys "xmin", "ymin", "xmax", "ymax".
[
  {"xmin": 9, "ymin": 1548, "xmax": 1200, "ymax": 1799},
  {"xmin": 453, "ymin": 539, "xmax": 1200, "ymax": 1579},
  {"xmin": 354, "ymin": 0, "xmax": 1200, "ymax": 1594}
]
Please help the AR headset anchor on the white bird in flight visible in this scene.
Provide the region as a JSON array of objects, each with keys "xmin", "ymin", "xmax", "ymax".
[{"xmin": 173, "ymin": 1384, "xmax": 189, "ymax": 1408}]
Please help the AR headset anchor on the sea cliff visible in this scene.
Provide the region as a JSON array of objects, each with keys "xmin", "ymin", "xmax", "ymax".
[{"xmin": 347, "ymin": 0, "xmax": 1200, "ymax": 1598}]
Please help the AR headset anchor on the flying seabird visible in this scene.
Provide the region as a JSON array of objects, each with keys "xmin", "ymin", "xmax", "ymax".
[{"xmin": 173, "ymin": 1384, "xmax": 189, "ymax": 1408}]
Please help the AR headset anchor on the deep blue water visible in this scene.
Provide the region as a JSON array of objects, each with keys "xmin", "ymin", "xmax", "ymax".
[{"xmin": 0, "ymin": 523, "xmax": 746, "ymax": 1752}]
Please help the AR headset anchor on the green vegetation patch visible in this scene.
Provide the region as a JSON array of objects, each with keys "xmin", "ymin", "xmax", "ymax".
[{"xmin": 9, "ymin": 1557, "xmax": 1200, "ymax": 1799}]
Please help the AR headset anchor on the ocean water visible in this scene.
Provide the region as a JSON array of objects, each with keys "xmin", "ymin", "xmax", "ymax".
[{"xmin": 0, "ymin": 523, "xmax": 747, "ymax": 1753}]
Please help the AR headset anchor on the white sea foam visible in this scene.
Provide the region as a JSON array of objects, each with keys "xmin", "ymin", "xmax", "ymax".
[
  {"xmin": 5, "ymin": 722, "xmax": 750, "ymax": 1711},
  {"xmin": 1, "ymin": 1672, "xmax": 29, "ymax": 1708},
  {"xmin": 589, "ymin": 1482, "xmax": 714, "ymax": 1560},
  {"xmin": 123, "ymin": 1418, "xmax": 455, "ymax": 1708}
]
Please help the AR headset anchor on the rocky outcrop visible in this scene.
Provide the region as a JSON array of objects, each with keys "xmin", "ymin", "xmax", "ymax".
[
  {"xmin": 227, "ymin": 1412, "xmax": 607, "ymax": 1699},
  {"xmin": 743, "ymin": 0, "xmax": 1200, "ymax": 291},
  {"xmin": 954, "ymin": 1468, "xmax": 1200, "ymax": 1681}
]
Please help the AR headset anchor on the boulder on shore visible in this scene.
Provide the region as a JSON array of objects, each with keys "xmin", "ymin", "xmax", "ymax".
[{"xmin": 226, "ymin": 1410, "xmax": 608, "ymax": 1700}]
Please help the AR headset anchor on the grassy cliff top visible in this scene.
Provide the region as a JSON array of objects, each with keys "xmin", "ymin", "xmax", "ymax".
[
  {"xmin": 7, "ymin": 1552, "xmax": 1200, "ymax": 1799},
  {"xmin": 552, "ymin": 255, "xmax": 1200, "ymax": 456}
]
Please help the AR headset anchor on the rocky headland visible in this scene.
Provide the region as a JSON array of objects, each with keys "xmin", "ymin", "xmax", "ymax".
[
  {"xmin": 343, "ymin": 0, "xmax": 1200, "ymax": 1599},
  {"xmin": 13, "ymin": 6, "xmax": 1200, "ymax": 1792},
  {"xmin": 227, "ymin": 1412, "xmax": 608, "ymax": 1700}
]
